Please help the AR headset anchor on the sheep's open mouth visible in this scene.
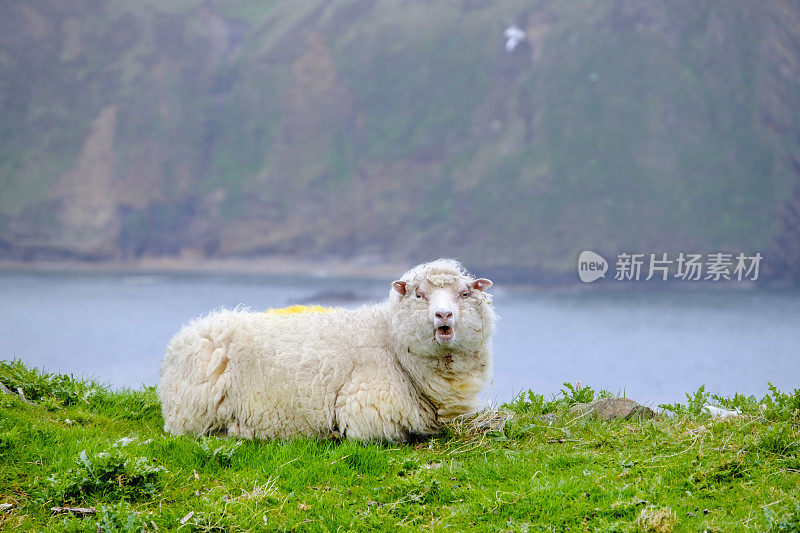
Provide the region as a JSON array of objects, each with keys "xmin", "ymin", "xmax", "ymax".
[{"xmin": 435, "ymin": 325, "xmax": 454, "ymax": 342}]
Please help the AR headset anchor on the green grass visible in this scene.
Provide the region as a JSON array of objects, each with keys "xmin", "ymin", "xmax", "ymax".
[{"xmin": 1, "ymin": 360, "xmax": 798, "ymax": 531}]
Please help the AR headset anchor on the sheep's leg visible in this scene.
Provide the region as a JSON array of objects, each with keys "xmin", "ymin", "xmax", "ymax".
[
  {"xmin": 335, "ymin": 373, "xmax": 434, "ymax": 442},
  {"xmin": 161, "ymin": 319, "xmax": 234, "ymax": 436}
]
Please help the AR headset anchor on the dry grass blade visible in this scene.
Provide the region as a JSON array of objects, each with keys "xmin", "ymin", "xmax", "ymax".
[
  {"xmin": 446, "ymin": 408, "xmax": 511, "ymax": 438},
  {"xmin": 236, "ymin": 478, "xmax": 279, "ymax": 502},
  {"xmin": 50, "ymin": 507, "xmax": 96, "ymax": 516},
  {"xmin": 636, "ymin": 505, "xmax": 677, "ymax": 532}
]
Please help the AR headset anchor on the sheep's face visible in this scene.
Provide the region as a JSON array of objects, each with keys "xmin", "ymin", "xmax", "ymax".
[{"xmin": 390, "ymin": 270, "xmax": 494, "ymax": 355}]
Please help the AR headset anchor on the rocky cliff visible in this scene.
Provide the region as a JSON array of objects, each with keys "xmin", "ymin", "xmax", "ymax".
[{"xmin": 1, "ymin": 1, "xmax": 798, "ymax": 281}]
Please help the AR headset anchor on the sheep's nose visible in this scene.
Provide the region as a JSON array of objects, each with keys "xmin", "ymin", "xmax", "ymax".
[{"xmin": 435, "ymin": 310, "xmax": 453, "ymax": 320}]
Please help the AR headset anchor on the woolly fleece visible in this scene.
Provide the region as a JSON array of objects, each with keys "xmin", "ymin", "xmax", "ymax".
[{"xmin": 159, "ymin": 259, "xmax": 495, "ymax": 442}]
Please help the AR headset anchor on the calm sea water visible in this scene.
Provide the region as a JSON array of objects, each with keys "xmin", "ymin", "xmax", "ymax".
[{"xmin": 0, "ymin": 271, "xmax": 798, "ymax": 406}]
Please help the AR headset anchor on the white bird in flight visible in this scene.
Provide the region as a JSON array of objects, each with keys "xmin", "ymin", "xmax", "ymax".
[{"xmin": 504, "ymin": 24, "xmax": 526, "ymax": 53}]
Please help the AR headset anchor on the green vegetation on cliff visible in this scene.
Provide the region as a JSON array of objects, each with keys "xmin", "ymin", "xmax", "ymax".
[
  {"xmin": 1, "ymin": 1, "xmax": 799, "ymax": 278},
  {"xmin": 1, "ymin": 360, "xmax": 799, "ymax": 531}
]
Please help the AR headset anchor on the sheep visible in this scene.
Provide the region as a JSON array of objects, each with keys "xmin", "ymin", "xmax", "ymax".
[{"xmin": 159, "ymin": 259, "xmax": 495, "ymax": 442}]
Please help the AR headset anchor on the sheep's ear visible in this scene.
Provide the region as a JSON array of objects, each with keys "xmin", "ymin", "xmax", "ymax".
[
  {"xmin": 472, "ymin": 278, "xmax": 493, "ymax": 292},
  {"xmin": 392, "ymin": 281, "xmax": 407, "ymax": 295}
]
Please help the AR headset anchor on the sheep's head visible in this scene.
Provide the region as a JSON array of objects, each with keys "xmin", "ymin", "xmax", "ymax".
[{"xmin": 389, "ymin": 259, "xmax": 495, "ymax": 356}]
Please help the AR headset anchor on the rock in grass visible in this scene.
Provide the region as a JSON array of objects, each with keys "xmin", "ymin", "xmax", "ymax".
[{"xmin": 569, "ymin": 398, "xmax": 656, "ymax": 421}]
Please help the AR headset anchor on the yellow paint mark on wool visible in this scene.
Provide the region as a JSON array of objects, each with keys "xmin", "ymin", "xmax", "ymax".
[{"xmin": 265, "ymin": 305, "xmax": 334, "ymax": 316}]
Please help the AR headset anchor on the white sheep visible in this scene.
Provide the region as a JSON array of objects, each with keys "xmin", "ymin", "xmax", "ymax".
[{"xmin": 159, "ymin": 259, "xmax": 495, "ymax": 442}]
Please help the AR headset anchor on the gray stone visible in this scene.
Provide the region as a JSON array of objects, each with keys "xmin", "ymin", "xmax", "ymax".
[{"xmin": 569, "ymin": 397, "xmax": 656, "ymax": 421}]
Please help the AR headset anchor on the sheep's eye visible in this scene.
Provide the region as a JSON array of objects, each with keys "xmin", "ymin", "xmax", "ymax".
[
  {"xmin": 461, "ymin": 290, "xmax": 470, "ymax": 298},
  {"xmin": 415, "ymin": 291, "xmax": 422, "ymax": 299}
]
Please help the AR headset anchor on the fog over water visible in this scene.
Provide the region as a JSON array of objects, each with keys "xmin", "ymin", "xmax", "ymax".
[{"xmin": 1, "ymin": 271, "xmax": 798, "ymax": 406}]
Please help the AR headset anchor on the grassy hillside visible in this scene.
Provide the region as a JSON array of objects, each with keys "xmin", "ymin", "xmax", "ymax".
[
  {"xmin": 1, "ymin": 1, "xmax": 799, "ymax": 278},
  {"xmin": 1, "ymin": 360, "xmax": 799, "ymax": 531}
]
